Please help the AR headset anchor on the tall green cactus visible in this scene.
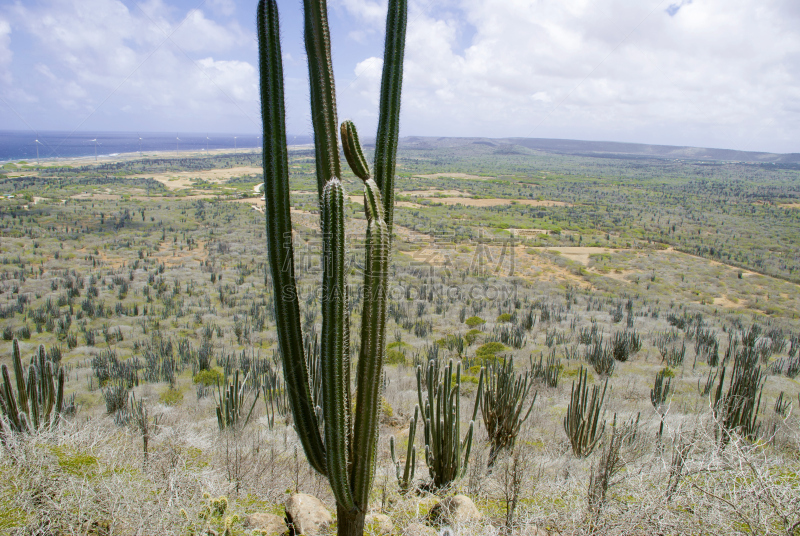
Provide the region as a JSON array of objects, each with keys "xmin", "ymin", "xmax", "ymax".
[
  {"xmin": 257, "ymin": 0, "xmax": 406, "ymax": 533},
  {"xmin": 417, "ymin": 359, "xmax": 483, "ymax": 490},
  {"xmin": 0, "ymin": 339, "xmax": 65, "ymax": 437}
]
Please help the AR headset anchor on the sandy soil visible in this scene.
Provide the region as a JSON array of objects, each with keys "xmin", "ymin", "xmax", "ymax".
[
  {"xmin": 713, "ymin": 296, "xmax": 745, "ymax": 309},
  {"xmin": 346, "ymin": 195, "xmax": 421, "ymax": 209},
  {"xmin": 527, "ymin": 246, "xmax": 614, "ymax": 265},
  {"xmin": 141, "ymin": 166, "xmax": 261, "ymax": 190},
  {"xmin": 508, "ymin": 228, "xmax": 549, "ymax": 237},
  {"xmin": 779, "ymin": 203, "xmax": 800, "ymax": 209},
  {"xmin": 400, "ymin": 189, "xmax": 467, "ymax": 197},
  {"xmin": 413, "ymin": 172, "xmax": 490, "ymax": 180},
  {"xmin": 422, "ymin": 197, "xmax": 571, "ymax": 207}
]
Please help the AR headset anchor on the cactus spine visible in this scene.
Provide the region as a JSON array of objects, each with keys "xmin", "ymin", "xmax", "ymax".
[
  {"xmin": 417, "ymin": 359, "xmax": 483, "ymax": 490},
  {"xmin": 257, "ymin": 0, "xmax": 406, "ymax": 533},
  {"xmin": 0, "ymin": 339, "xmax": 65, "ymax": 437}
]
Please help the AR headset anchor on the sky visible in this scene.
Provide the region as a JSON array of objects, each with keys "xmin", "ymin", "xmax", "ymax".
[{"xmin": 0, "ymin": 0, "xmax": 798, "ymax": 154}]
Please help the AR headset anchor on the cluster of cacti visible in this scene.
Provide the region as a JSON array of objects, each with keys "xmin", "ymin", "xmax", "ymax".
[
  {"xmin": 610, "ymin": 330, "xmax": 641, "ymax": 362},
  {"xmin": 134, "ymin": 392, "xmax": 157, "ymax": 450},
  {"xmin": 564, "ymin": 367, "xmax": 608, "ymax": 457},
  {"xmin": 697, "ymin": 367, "xmax": 718, "ymax": 397},
  {"xmin": 261, "ymin": 371, "xmax": 289, "ymax": 430},
  {"xmin": 215, "ymin": 370, "xmax": 259, "ymax": 431},
  {"xmin": 102, "ymin": 380, "xmax": 129, "ymax": 416},
  {"xmin": 650, "ymin": 369, "xmax": 672, "ymax": 437},
  {"xmin": 650, "ymin": 369, "xmax": 672, "ymax": 412},
  {"xmin": 389, "ymin": 405, "xmax": 418, "ymax": 494},
  {"xmin": 660, "ymin": 340, "xmax": 687, "ymax": 367},
  {"xmin": 0, "ymin": 339, "xmax": 65, "ymax": 436},
  {"xmin": 773, "ymin": 391, "xmax": 791, "ymax": 418},
  {"xmin": 585, "ymin": 337, "xmax": 615, "ymax": 376},
  {"xmin": 417, "ymin": 359, "xmax": 482, "ymax": 489},
  {"xmin": 257, "ymin": 0, "xmax": 406, "ymax": 531},
  {"xmin": 711, "ymin": 354, "xmax": 765, "ymax": 444},
  {"xmin": 531, "ymin": 351, "xmax": 561, "ymax": 388},
  {"xmin": 480, "ymin": 357, "xmax": 535, "ymax": 468},
  {"xmin": 587, "ymin": 412, "xmax": 640, "ymax": 524}
]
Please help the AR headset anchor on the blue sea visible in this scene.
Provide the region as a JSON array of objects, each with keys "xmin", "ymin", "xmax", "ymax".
[{"xmin": 0, "ymin": 131, "xmax": 313, "ymax": 163}]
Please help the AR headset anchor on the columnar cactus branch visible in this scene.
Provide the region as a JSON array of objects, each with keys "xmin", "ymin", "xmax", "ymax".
[
  {"xmin": 321, "ymin": 177, "xmax": 356, "ymax": 512},
  {"xmin": 352, "ymin": 175, "xmax": 390, "ymax": 507},
  {"xmin": 257, "ymin": 0, "xmax": 326, "ymax": 476},
  {"xmin": 341, "ymin": 121, "xmax": 370, "ymax": 182},
  {"xmin": 374, "ymin": 0, "xmax": 407, "ymax": 236},
  {"xmin": 303, "ymin": 0, "xmax": 341, "ymax": 198}
]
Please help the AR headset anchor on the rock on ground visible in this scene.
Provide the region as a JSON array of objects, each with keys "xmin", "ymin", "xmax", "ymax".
[
  {"xmin": 243, "ymin": 513, "xmax": 288, "ymax": 535},
  {"xmin": 402, "ymin": 522, "xmax": 438, "ymax": 536},
  {"xmin": 364, "ymin": 513, "xmax": 394, "ymax": 535},
  {"xmin": 426, "ymin": 494, "xmax": 482, "ymax": 526},
  {"xmin": 285, "ymin": 493, "xmax": 332, "ymax": 536}
]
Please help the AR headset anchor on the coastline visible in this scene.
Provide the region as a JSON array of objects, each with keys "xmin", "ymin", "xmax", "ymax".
[{"xmin": 0, "ymin": 144, "xmax": 314, "ymax": 168}]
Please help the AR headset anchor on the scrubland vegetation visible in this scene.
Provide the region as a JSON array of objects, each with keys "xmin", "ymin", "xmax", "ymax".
[{"xmin": 0, "ymin": 139, "xmax": 798, "ymax": 535}]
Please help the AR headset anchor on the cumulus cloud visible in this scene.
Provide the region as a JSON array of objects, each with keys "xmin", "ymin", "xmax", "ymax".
[
  {"xmin": 2, "ymin": 0, "xmax": 258, "ymax": 131},
  {"xmin": 0, "ymin": 18, "xmax": 11, "ymax": 84},
  {"xmin": 335, "ymin": 0, "xmax": 800, "ymax": 152},
  {"xmin": 1, "ymin": 0, "xmax": 798, "ymax": 151}
]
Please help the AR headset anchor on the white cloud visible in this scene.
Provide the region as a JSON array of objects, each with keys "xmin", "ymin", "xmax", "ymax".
[
  {"xmin": 0, "ymin": 18, "xmax": 11, "ymax": 84},
  {"xmin": 3, "ymin": 0, "xmax": 259, "ymax": 130},
  {"xmin": 336, "ymin": 0, "xmax": 800, "ymax": 152}
]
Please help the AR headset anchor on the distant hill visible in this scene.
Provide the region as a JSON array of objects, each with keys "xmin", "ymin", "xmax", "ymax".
[{"xmin": 397, "ymin": 136, "xmax": 800, "ymax": 164}]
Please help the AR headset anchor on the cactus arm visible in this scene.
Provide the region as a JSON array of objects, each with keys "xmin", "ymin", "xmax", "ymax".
[
  {"xmin": 373, "ymin": 0, "xmax": 407, "ymax": 235},
  {"xmin": 12, "ymin": 340, "xmax": 28, "ymax": 416},
  {"xmin": 352, "ymin": 178, "xmax": 390, "ymax": 508},
  {"xmin": 320, "ymin": 178, "xmax": 356, "ymax": 512},
  {"xmin": 54, "ymin": 368, "xmax": 64, "ymax": 427},
  {"xmin": 460, "ymin": 420, "xmax": 475, "ymax": 479},
  {"xmin": 403, "ymin": 405, "xmax": 418, "ymax": 484},
  {"xmin": 27, "ymin": 369, "xmax": 39, "ymax": 430},
  {"xmin": 257, "ymin": 0, "xmax": 326, "ymax": 475},
  {"xmin": 341, "ymin": 121, "xmax": 371, "ymax": 181},
  {"xmin": 472, "ymin": 367, "xmax": 485, "ymax": 422},
  {"xmin": 303, "ymin": 0, "xmax": 341, "ymax": 199},
  {"xmin": 1, "ymin": 365, "xmax": 20, "ymax": 431}
]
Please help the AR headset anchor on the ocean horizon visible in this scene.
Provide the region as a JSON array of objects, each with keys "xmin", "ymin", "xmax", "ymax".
[{"xmin": 0, "ymin": 131, "xmax": 314, "ymax": 163}]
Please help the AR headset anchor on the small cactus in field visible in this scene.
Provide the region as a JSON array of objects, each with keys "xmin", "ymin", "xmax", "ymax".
[
  {"xmin": 480, "ymin": 357, "xmax": 536, "ymax": 468},
  {"xmin": 0, "ymin": 339, "xmax": 65, "ymax": 437},
  {"xmin": 651, "ymin": 368, "xmax": 672, "ymax": 438},
  {"xmin": 417, "ymin": 359, "xmax": 484, "ymax": 490},
  {"xmin": 564, "ymin": 366, "xmax": 607, "ymax": 458},
  {"xmin": 390, "ymin": 405, "xmax": 419, "ymax": 494},
  {"xmin": 257, "ymin": 0, "xmax": 407, "ymax": 533},
  {"xmin": 215, "ymin": 370, "xmax": 259, "ymax": 431}
]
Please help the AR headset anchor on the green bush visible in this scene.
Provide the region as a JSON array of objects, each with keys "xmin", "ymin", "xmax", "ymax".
[
  {"xmin": 159, "ymin": 387, "xmax": 183, "ymax": 406},
  {"xmin": 193, "ymin": 369, "xmax": 222, "ymax": 386},
  {"xmin": 386, "ymin": 349, "xmax": 406, "ymax": 365},
  {"xmin": 465, "ymin": 316, "xmax": 486, "ymax": 328},
  {"xmin": 476, "ymin": 341, "xmax": 508, "ymax": 361},
  {"xmin": 464, "ymin": 329, "xmax": 482, "ymax": 346},
  {"xmin": 496, "ymin": 313, "xmax": 512, "ymax": 322}
]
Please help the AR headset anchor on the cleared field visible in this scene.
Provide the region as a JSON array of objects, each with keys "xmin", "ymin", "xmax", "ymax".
[{"xmin": 423, "ymin": 197, "xmax": 572, "ymax": 207}]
